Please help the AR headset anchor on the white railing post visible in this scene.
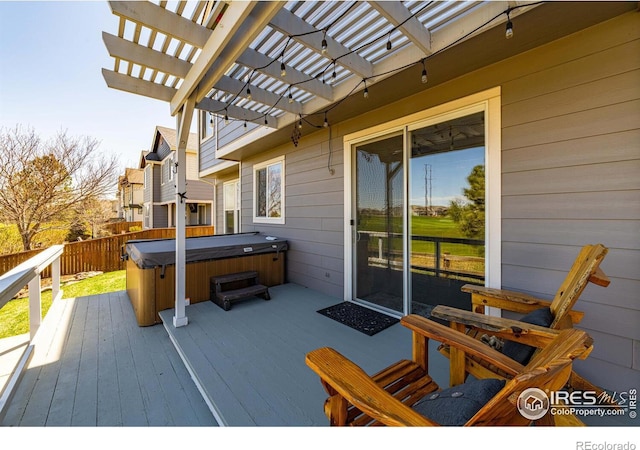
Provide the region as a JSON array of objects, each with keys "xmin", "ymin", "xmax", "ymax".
[
  {"xmin": 28, "ymin": 274, "xmax": 42, "ymax": 341},
  {"xmin": 51, "ymin": 257, "xmax": 61, "ymax": 302}
]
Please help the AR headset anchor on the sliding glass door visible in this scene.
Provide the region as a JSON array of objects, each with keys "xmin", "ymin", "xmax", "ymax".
[{"xmin": 353, "ymin": 133, "xmax": 404, "ymax": 314}]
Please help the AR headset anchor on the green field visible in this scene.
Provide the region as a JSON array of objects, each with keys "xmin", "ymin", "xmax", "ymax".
[
  {"xmin": 359, "ymin": 214, "xmax": 484, "ymax": 257},
  {"xmin": 0, "ymin": 270, "xmax": 126, "ymax": 339}
]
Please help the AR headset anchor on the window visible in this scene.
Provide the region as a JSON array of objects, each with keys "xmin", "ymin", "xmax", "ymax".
[
  {"xmin": 168, "ymin": 154, "xmax": 174, "ymax": 182},
  {"xmin": 223, "ymin": 180, "xmax": 240, "ymax": 233},
  {"xmin": 253, "ymin": 156, "xmax": 284, "ymax": 224},
  {"xmin": 200, "ymin": 110, "xmax": 214, "ymax": 141}
]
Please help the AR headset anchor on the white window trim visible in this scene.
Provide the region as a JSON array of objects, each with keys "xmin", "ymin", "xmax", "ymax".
[
  {"xmin": 253, "ymin": 155, "xmax": 285, "ymax": 225},
  {"xmin": 342, "ymin": 87, "xmax": 501, "ymax": 314}
]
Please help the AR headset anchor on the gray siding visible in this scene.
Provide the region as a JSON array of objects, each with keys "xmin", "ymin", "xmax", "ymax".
[
  {"xmin": 218, "ymin": 117, "xmax": 259, "ymax": 149},
  {"xmin": 153, "ymin": 205, "xmax": 168, "ymax": 228},
  {"xmin": 152, "ymin": 165, "xmax": 161, "ymax": 201},
  {"xmin": 185, "ymin": 179, "xmax": 214, "ymax": 201},
  {"xmin": 241, "ymin": 134, "xmax": 344, "ymax": 298},
  {"xmin": 199, "ymin": 135, "xmax": 218, "ymax": 173},
  {"xmin": 231, "ymin": 12, "xmax": 639, "ymax": 390},
  {"xmin": 499, "ymin": 12, "xmax": 640, "ymax": 390}
]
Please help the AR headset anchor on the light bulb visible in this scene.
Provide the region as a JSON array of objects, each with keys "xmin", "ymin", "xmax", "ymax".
[
  {"xmin": 288, "ymin": 92, "xmax": 293, "ymax": 104},
  {"xmin": 280, "ymin": 62, "xmax": 286, "ymax": 77},
  {"xmin": 386, "ymin": 40, "xmax": 392, "ymax": 51},
  {"xmin": 421, "ymin": 68, "xmax": 428, "ymax": 84},
  {"xmin": 246, "ymin": 88, "xmax": 252, "ymax": 100},
  {"xmin": 505, "ymin": 20, "xmax": 513, "ymax": 39}
]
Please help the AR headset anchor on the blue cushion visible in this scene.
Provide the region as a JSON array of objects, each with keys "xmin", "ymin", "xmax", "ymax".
[
  {"xmin": 501, "ymin": 307, "xmax": 553, "ymax": 365},
  {"xmin": 412, "ymin": 378, "xmax": 506, "ymax": 426}
]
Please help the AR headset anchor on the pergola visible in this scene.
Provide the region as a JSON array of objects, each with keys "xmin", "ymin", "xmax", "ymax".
[{"xmin": 101, "ymin": 0, "xmax": 539, "ymax": 327}]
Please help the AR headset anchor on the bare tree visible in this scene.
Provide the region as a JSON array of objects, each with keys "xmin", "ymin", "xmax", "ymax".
[{"xmin": 0, "ymin": 125, "xmax": 120, "ymax": 251}]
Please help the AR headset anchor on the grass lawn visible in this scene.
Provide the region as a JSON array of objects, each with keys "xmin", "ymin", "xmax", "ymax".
[{"xmin": 0, "ymin": 270, "xmax": 126, "ymax": 339}]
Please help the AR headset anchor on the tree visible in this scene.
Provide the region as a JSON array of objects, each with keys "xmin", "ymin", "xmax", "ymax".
[
  {"xmin": 0, "ymin": 125, "xmax": 119, "ymax": 251},
  {"xmin": 449, "ymin": 164, "xmax": 485, "ymax": 239}
]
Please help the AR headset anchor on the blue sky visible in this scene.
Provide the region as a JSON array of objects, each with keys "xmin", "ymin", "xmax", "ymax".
[{"xmin": 0, "ymin": 1, "xmax": 186, "ymax": 173}]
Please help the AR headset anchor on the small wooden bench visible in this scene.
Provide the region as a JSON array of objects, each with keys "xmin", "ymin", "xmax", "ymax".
[{"xmin": 210, "ymin": 271, "xmax": 270, "ymax": 311}]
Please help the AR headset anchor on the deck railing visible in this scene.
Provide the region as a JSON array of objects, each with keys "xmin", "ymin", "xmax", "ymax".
[
  {"xmin": 360, "ymin": 231, "xmax": 485, "ymax": 281},
  {"xmin": 0, "ymin": 245, "xmax": 64, "ymax": 420}
]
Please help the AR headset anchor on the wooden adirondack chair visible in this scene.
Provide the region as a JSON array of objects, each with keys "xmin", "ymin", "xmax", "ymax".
[
  {"xmin": 429, "ymin": 244, "xmax": 610, "ymax": 425},
  {"xmin": 430, "ymin": 244, "xmax": 608, "ymax": 382},
  {"xmin": 306, "ymin": 314, "xmax": 593, "ymax": 426}
]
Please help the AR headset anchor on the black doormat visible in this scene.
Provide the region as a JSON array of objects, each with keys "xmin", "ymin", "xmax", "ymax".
[{"xmin": 317, "ymin": 302, "xmax": 399, "ymax": 336}]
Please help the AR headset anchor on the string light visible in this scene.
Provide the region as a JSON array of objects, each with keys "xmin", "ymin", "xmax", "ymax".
[
  {"xmin": 246, "ymin": 87, "xmax": 252, "ymax": 100},
  {"xmin": 505, "ymin": 10, "xmax": 513, "ymax": 39},
  {"xmin": 321, "ymin": 30, "xmax": 328, "ymax": 55},
  {"xmin": 421, "ymin": 60, "xmax": 428, "ymax": 84},
  {"xmin": 209, "ymin": 113, "xmax": 214, "ymax": 125},
  {"xmin": 224, "ymin": 109, "xmax": 229, "ymax": 125},
  {"xmin": 244, "ymin": 120, "xmax": 247, "ymax": 128},
  {"xmin": 206, "ymin": 3, "xmax": 531, "ymax": 142}
]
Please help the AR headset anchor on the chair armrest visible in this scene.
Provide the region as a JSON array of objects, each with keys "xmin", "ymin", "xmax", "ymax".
[
  {"xmin": 305, "ymin": 347, "xmax": 437, "ymax": 426},
  {"xmin": 462, "ymin": 284, "xmax": 548, "ymax": 309},
  {"xmin": 430, "ymin": 305, "xmax": 561, "ymax": 348},
  {"xmin": 461, "ymin": 284, "xmax": 584, "ymax": 324},
  {"xmin": 400, "ymin": 315, "xmax": 525, "ymax": 377}
]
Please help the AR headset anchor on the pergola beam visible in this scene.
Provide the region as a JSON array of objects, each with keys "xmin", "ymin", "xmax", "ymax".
[
  {"xmin": 215, "ymin": 76, "xmax": 303, "ymax": 115},
  {"xmin": 183, "ymin": 2, "xmax": 287, "ymax": 116},
  {"xmin": 103, "ymin": 32, "xmax": 192, "ymax": 79},
  {"xmin": 102, "ymin": 68, "xmax": 175, "ymax": 102},
  {"xmin": 197, "ymin": 97, "xmax": 278, "ymax": 128},
  {"xmin": 109, "ymin": 1, "xmax": 211, "ymax": 48},
  {"xmin": 269, "ymin": 8, "xmax": 374, "ymax": 80},
  {"xmin": 369, "ymin": 1, "xmax": 432, "ymax": 57},
  {"xmin": 236, "ymin": 47, "xmax": 333, "ymax": 101}
]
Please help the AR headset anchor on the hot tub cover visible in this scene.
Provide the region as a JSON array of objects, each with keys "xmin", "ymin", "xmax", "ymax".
[{"xmin": 126, "ymin": 232, "xmax": 288, "ymax": 269}]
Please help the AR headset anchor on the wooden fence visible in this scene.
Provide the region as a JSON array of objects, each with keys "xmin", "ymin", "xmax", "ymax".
[
  {"xmin": 0, "ymin": 226, "xmax": 214, "ymax": 278},
  {"xmin": 102, "ymin": 221, "xmax": 143, "ymax": 234}
]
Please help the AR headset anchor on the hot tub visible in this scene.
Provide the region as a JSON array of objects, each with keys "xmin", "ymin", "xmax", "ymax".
[{"xmin": 125, "ymin": 232, "xmax": 288, "ymax": 326}]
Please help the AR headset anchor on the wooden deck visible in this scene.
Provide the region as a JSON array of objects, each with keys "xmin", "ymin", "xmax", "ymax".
[
  {"xmin": 0, "ymin": 283, "xmax": 451, "ymax": 427},
  {"xmin": 0, "ymin": 291, "xmax": 216, "ymax": 426},
  {"xmin": 157, "ymin": 283, "xmax": 451, "ymax": 426},
  {"xmin": 1, "ymin": 283, "xmax": 635, "ymax": 428}
]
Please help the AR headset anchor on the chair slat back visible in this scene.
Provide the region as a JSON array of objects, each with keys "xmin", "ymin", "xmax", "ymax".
[
  {"xmin": 467, "ymin": 328, "xmax": 592, "ymax": 426},
  {"xmin": 549, "ymin": 244, "xmax": 608, "ymax": 328}
]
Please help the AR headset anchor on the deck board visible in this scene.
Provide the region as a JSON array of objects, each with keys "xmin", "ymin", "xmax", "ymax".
[
  {"xmin": 0, "ymin": 291, "xmax": 216, "ymax": 427},
  {"xmin": 159, "ymin": 283, "xmax": 451, "ymax": 426}
]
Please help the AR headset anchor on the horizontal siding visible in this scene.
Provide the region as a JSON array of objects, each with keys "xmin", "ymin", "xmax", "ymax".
[
  {"xmin": 185, "ymin": 179, "xmax": 214, "ymax": 201},
  {"xmin": 218, "ymin": 119, "xmax": 260, "ymax": 148},
  {"xmin": 241, "ymin": 131, "xmax": 345, "ymax": 297},
  {"xmin": 199, "ymin": 136, "xmax": 218, "ymax": 172},
  {"xmin": 500, "ymin": 12, "xmax": 640, "ymax": 390},
  {"xmin": 153, "ymin": 205, "xmax": 168, "ymax": 228}
]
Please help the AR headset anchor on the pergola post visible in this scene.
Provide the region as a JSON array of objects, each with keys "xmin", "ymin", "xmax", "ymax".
[{"xmin": 172, "ymin": 95, "xmax": 195, "ymax": 328}]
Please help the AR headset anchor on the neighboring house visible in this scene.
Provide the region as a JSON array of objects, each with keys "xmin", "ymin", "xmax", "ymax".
[
  {"xmin": 103, "ymin": 2, "xmax": 639, "ymax": 393},
  {"xmin": 140, "ymin": 126, "xmax": 213, "ymax": 229},
  {"xmin": 116, "ymin": 168, "xmax": 144, "ymax": 222}
]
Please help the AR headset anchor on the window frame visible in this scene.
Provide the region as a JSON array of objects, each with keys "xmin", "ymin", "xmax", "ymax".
[{"xmin": 252, "ymin": 155, "xmax": 285, "ymax": 224}]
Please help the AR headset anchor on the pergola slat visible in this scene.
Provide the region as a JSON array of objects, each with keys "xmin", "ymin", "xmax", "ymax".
[
  {"xmin": 269, "ymin": 8, "xmax": 374, "ymax": 80},
  {"xmin": 109, "ymin": 0, "xmax": 211, "ymax": 48},
  {"xmin": 369, "ymin": 1, "xmax": 432, "ymax": 57}
]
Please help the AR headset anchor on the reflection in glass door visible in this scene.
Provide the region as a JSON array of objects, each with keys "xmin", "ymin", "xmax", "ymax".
[
  {"xmin": 409, "ymin": 112, "xmax": 486, "ymax": 316},
  {"xmin": 353, "ymin": 133, "xmax": 404, "ymax": 314}
]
